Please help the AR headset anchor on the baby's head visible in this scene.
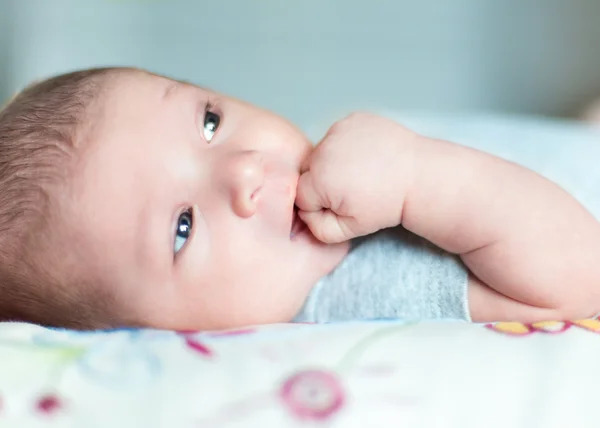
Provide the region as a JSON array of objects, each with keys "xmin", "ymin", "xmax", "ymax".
[{"xmin": 0, "ymin": 67, "xmax": 348, "ymax": 330}]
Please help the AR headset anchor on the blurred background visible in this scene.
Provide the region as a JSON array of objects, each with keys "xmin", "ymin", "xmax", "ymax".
[{"xmin": 1, "ymin": 0, "xmax": 600, "ymax": 131}]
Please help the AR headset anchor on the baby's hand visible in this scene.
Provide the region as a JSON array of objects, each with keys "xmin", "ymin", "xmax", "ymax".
[{"xmin": 296, "ymin": 113, "xmax": 419, "ymax": 243}]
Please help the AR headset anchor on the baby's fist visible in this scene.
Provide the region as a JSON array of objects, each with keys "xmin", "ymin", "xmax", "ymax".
[{"xmin": 296, "ymin": 113, "xmax": 418, "ymax": 243}]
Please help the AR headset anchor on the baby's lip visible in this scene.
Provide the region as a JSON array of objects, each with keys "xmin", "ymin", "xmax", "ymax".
[
  {"xmin": 288, "ymin": 171, "xmax": 307, "ymax": 239},
  {"xmin": 288, "ymin": 174, "xmax": 299, "ymax": 231},
  {"xmin": 290, "ymin": 206, "xmax": 307, "ymax": 239}
]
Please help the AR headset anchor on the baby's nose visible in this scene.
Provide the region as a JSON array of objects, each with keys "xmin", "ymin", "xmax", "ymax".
[{"xmin": 224, "ymin": 150, "xmax": 265, "ymax": 218}]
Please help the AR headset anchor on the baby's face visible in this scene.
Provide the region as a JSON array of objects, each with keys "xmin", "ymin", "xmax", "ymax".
[{"xmin": 63, "ymin": 71, "xmax": 348, "ymax": 330}]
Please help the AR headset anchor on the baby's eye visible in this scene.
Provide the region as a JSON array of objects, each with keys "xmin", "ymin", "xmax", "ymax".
[
  {"xmin": 174, "ymin": 209, "xmax": 193, "ymax": 254},
  {"xmin": 203, "ymin": 110, "xmax": 220, "ymax": 142}
]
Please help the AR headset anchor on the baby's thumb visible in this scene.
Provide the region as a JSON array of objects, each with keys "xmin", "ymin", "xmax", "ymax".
[
  {"xmin": 297, "ymin": 209, "xmax": 349, "ymax": 244},
  {"xmin": 295, "ymin": 171, "xmax": 326, "ymax": 213}
]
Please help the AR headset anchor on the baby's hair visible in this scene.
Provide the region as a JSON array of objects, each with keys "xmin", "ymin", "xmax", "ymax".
[{"xmin": 0, "ymin": 67, "xmax": 124, "ymax": 329}]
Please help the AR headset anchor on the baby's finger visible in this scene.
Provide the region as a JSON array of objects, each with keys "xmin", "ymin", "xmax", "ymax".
[
  {"xmin": 295, "ymin": 171, "xmax": 326, "ymax": 212},
  {"xmin": 298, "ymin": 209, "xmax": 350, "ymax": 244}
]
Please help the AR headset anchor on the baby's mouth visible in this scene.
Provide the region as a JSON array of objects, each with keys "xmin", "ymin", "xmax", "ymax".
[{"xmin": 290, "ymin": 206, "xmax": 307, "ymax": 239}]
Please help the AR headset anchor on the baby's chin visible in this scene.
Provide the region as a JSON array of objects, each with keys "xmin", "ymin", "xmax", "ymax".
[
  {"xmin": 305, "ymin": 232, "xmax": 350, "ymax": 276},
  {"xmin": 276, "ymin": 239, "xmax": 349, "ymax": 324}
]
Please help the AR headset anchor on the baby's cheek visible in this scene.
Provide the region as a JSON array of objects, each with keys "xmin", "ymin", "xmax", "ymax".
[{"xmin": 263, "ymin": 120, "xmax": 311, "ymax": 159}]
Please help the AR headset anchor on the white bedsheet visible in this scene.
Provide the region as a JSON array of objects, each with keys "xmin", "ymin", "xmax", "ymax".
[{"xmin": 0, "ymin": 319, "xmax": 599, "ymax": 427}]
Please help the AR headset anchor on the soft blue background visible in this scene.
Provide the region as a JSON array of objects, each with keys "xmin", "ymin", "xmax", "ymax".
[{"xmin": 1, "ymin": 0, "xmax": 600, "ymax": 128}]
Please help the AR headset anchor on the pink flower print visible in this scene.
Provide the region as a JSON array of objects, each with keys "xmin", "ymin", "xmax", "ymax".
[
  {"xmin": 530, "ymin": 321, "xmax": 572, "ymax": 334},
  {"xmin": 485, "ymin": 322, "xmax": 534, "ymax": 336},
  {"xmin": 572, "ymin": 318, "xmax": 600, "ymax": 333},
  {"xmin": 183, "ymin": 335, "xmax": 213, "ymax": 357},
  {"xmin": 485, "ymin": 320, "xmax": 600, "ymax": 336},
  {"xmin": 207, "ymin": 328, "xmax": 256, "ymax": 338},
  {"xmin": 36, "ymin": 394, "xmax": 62, "ymax": 415},
  {"xmin": 280, "ymin": 370, "xmax": 345, "ymax": 421},
  {"xmin": 485, "ymin": 321, "xmax": 574, "ymax": 336},
  {"xmin": 179, "ymin": 328, "xmax": 255, "ymax": 357}
]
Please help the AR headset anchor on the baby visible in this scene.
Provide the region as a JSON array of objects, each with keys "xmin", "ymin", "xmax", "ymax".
[{"xmin": 1, "ymin": 66, "xmax": 600, "ymax": 330}]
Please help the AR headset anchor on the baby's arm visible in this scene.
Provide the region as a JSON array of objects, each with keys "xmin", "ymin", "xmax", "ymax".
[
  {"xmin": 403, "ymin": 135, "xmax": 600, "ymax": 322},
  {"xmin": 297, "ymin": 113, "xmax": 600, "ymax": 322}
]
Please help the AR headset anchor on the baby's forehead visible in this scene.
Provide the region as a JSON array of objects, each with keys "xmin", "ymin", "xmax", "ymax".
[
  {"xmin": 111, "ymin": 71, "xmax": 192, "ymax": 97},
  {"xmin": 62, "ymin": 74, "xmax": 182, "ymax": 285},
  {"xmin": 79, "ymin": 72, "xmax": 175, "ymax": 152}
]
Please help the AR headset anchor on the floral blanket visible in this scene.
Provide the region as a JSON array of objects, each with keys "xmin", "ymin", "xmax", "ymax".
[{"xmin": 0, "ymin": 318, "xmax": 598, "ymax": 427}]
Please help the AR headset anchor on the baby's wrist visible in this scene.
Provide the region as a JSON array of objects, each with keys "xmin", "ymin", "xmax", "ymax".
[{"xmin": 390, "ymin": 130, "xmax": 424, "ymax": 226}]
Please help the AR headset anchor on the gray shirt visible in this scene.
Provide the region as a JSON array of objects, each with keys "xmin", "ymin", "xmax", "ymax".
[{"xmin": 294, "ymin": 227, "xmax": 470, "ymax": 323}]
